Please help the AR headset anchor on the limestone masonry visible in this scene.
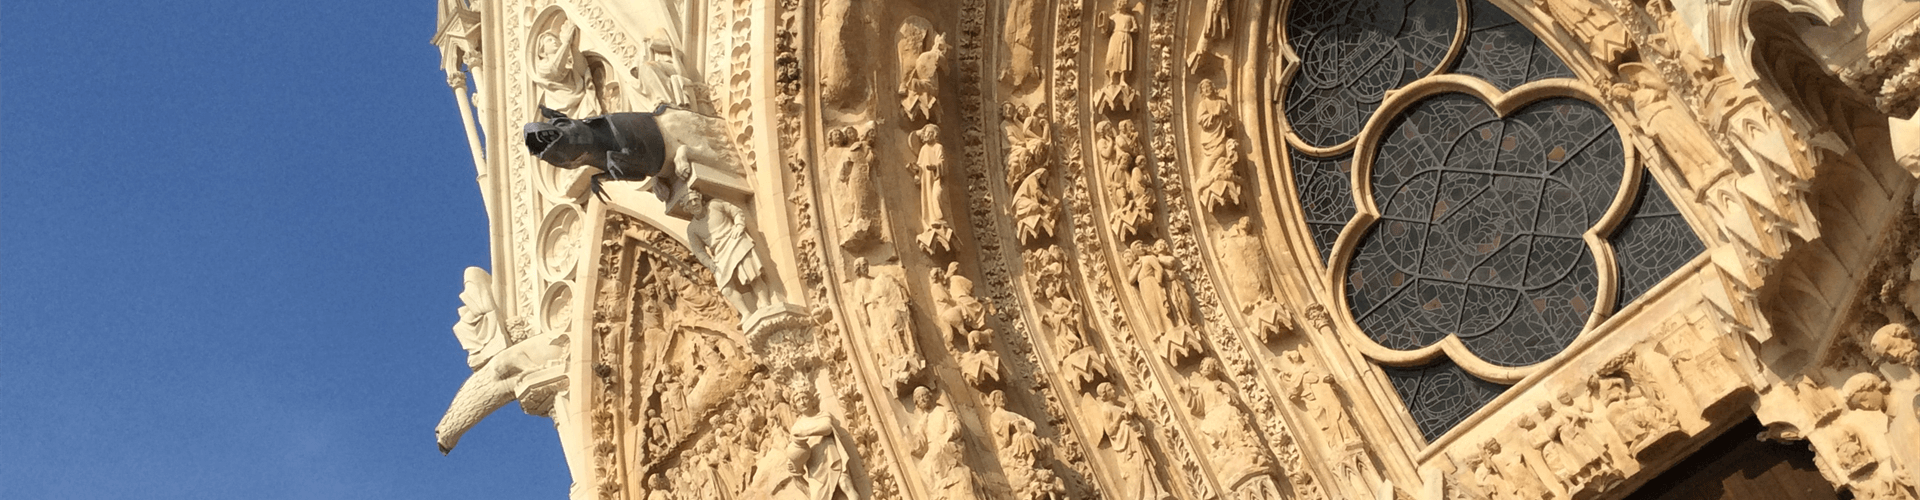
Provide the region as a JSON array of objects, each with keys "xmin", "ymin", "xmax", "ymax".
[{"xmin": 429, "ymin": 0, "xmax": 1920, "ymax": 497}]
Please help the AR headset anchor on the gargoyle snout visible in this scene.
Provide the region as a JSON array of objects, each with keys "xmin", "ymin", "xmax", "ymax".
[{"xmin": 523, "ymin": 123, "xmax": 562, "ymax": 156}]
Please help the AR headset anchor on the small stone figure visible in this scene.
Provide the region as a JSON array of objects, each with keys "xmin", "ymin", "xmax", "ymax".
[
  {"xmin": 1194, "ymin": 79, "xmax": 1242, "ymax": 213},
  {"xmin": 852, "ymin": 257, "xmax": 923, "ymax": 393},
  {"xmin": 909, "ymin": 124, "xmax": 953, "ymax": 254},
  {"xmin": 899, "ymin": 27, "xmax": 948, "ymax": 123},
  {"xmin": 1013, "ymin": 167, "xmax": 1059, "ymax": 244},
  {"xmin": 1094, "ymin": 383, "xmax": 1172, "ymax": 500},
  {"xmin": 685, "ymin": 192, "xmax": 781, "ymax": 321},
  {"xmin": 1187, "ymin": 358, "xmax": 1273, "ymax": 488},
  {"xmin": 1095, "ymin": 0, "xmax": 1142, "ymax": 112},
  {"xmin": 833, "ymin": 124, "xmax": 881, "ymax": 249},
  {"xmin": 530, "ymin": 22, "xmax": 601, "ymax": 117},
  {"xmin": 911, "ymin": 386, "xmax": 981, "ymax": 499},
  {"xmin": 933, "ymin": 264, "xmax": 990, "ymax": 350},
  {"xmin": 1001, "ymin": 0, "xmax": 1043, "ymax": 89}
]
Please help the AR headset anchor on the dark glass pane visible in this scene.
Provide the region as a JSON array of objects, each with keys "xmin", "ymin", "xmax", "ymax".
[
  {"xmin": 1611, "ymin": 174, "xmax": 1704, "ymax": 307},
  {"xmin": 1346, "ymin": 95, "xmax": 1620, "ymax": 367},
  {"xmin": 1284, "ymin": 0, "xmax": 1456, "ymax": 147},
  {"xmin": 1292, "ymin": 150, "xmax": 1357, "ymax": 264},
  {"xmin": 1381, "ymin": 358, "xmax": 1509, "ymax": 442},
  {"xmin": 1453, "ymin": 0, "xmax": 1576, "ymax": 90}
]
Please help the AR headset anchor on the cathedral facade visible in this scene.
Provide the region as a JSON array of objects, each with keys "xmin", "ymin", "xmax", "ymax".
[{"xmin": 428, "ymin": 0, "xmax": 1920, "ymax": 497}]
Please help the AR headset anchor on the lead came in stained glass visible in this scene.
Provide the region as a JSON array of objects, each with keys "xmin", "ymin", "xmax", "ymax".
[
  {"xmin": 1452, "ymin": 0, "xmax": 1576, "ymax": 90},
  {"xmin": 1611, "ymin": 174, "xmax": 1704, "ymax": 307},
  {"xmin": 1284, "ymin": 0, "xmax": 1455, "ymax": 148},
  {"xmin": 1276, "ymin": 0, "xmax": 1705, "ymax": 441},
  {"xmin": 1293, "ymin": 150, "xmax": 1357, "ymax": 263},
  {"xmin": 1348, "ymin": 95, "xmax": 1622, "ymax": 367},
  {"xmin": 1382, "ymin": 359, "xmax": 1508, "ymax": 442}
]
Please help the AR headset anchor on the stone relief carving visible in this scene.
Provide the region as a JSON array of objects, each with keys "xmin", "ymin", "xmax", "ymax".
[
  {"xmin": 1593, "ymin": 353, "xmax": 1685, "ymax": 459},
  {"xmin": 1193, "ymin": 79, "xmax": 1241, "ymax": 214},
  {"xmin": 899, "ymin": 22, "xmax": 949, "ymax": 123},
  {"xmin": 1519, "ymin": 394, "xmax": 1622, "ymax": 497},
  {"xmin": 830, "ymin": 123, "xmax": 882, "ymax": 249},
  {"xmin": 686, "ymin": 192, "xmax": 788, "ymax": 324},
  {"xmin": 911, "ymin": 386, "xmax": 983, "ymax": 499},
  {"xmin": 531, "ymin": 20, "xmax": 603, "ymax": 118},
  {"xmin": 819, "ymin": 0, "xmax": 868, "ymax": 108},
  {"xmin": 749, "ymin": 385, "xmax": 860, "ymax": 500},
  {"xmin": 1094, "ymin": 0, "xmax": 1141, "ymax": 112},
  {"xmin": 852, "ymin": 257, "xmax": 925, "ymax": 394},
  {"xmin": 1185, "ymin": 358, "xmax": 1279, "ymax": 497},
  {"xmin": 1098, "ymin": 118, "xmax": 1155, "ymax": 240},
  {"xmin": 1013, "ymin": 167, "xmax": 1060, "ymax": 245},
  {"xmin": 1093, "ymin": 382, "xmax": 1174, "ymax": 500},
  {"xmin": 454, "ymin": 267, "xmax": 508, "ymax": 368},
  {"xmin": 1001, "ymin": 0, "xmax": 1043, "ymax": 89},
  {"xmin": 446, "ymin": 0, "xmax": 1920, "ymax": 497},
  {"xmin": 987, "ymin": 390, "xmax": 1067, "ymax": 500},
  {"xmin": 437, "ymin": 318, "xmax": 569, "ymax": 454},
  {"xmin": 909, "ymin": 124, "xmax": 953, "ymax": 254},
  {"xmin": 1126, "ymin": 240, "xmax": 1202, "ymax": 364},
  {"xmin": 1280, "ymin": 349, "xmax": 1360, "ymax": 449}
]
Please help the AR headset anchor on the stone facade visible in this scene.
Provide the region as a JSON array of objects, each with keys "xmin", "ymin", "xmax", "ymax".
[{"xmin": 429, "ymin": 0, "xmax": 1920, "ymax": 498}]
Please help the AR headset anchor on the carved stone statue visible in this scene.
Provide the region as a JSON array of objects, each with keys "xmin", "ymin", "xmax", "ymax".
[
  {"xmin": 1094, "ymin": 382, "xmax": 1172, "ymax": 500},
  {"xmin": 853, "ymin": 257, "xmax": 923, "ymax": 393},
  {"xmin": 454, "ymin": 267, "xmax": 505, "ymax": 368},
  {"xmin": 1481, "ymin": 439, "xmax": 1552, "ymax": 500},
  {"xmin": 1003, "ymin": 103, "xmax": 1053, "ymax": 190},
  {"xmin": 1870, "ymin": 323, "xmax": 1920, "ymax": 369},
  {"xmin": 1611, "ymin": 64, "xmax": 1724, "ymax": 190},
  {"xmin": 1283, "ymin": 351, "xmax": 1360, "ymax": 447},
  {"xmin": 819, "ymin": 0, "xmax": 867, "ymax": 107},
  {"xmin": 436, "ymin": 320, "xmax": 569, "ymax": 454},
  {"xmin": 912, "ymin": 386, "xmax": 981, "ymax": 499},
  {"xmin": 1532, "ymin": 0, "xmax": 1630, "ymax": 66},
  {"xmin": 1013, "ymin": 167, "xmax": 1058, "ymax": 244},
  {"xmin": 750, "ymin": 387, "xmax": 858, "ymax": 500},
  {"xmin": 531, "ymin": 22, "xmax": 601, "ymax": 118},
  {"xmin": 986, "ymin": 390, "xmax": 1045, "ymax": 462},
  {"xmin": 1102, "ymin": 119, "xmax": 1154, "ymax": 239},
  {"xmin": 833, "ymin": 124, "xmax": 881, "ymax": 249},
  {"xmin": 1523, "ymin": 397, "xmax": 1618, "ymax": 494},
  {"xmin": 685, "ymin": 192, "xmax": 783, "ymax": 322},
  {"xmin": 1187, "ymin": 358, "xmax": 1274, "ymax": 490},
  {"xmin": 961, "ymin": 328, "xmax": 1003, "ymax": 387},
  {"xmin": 1001, "ymin": 0, "xmax": 1042, "ymax": 89},
  {"xmin": 910, "ymin": 124, "xmax": 953, "ymax": 254},
  {"xmin": 1095, "ymin": 0, "xmax": 1142, "ymax": 112},
  {"xmin": 988, "ymin": 391, "xmax": 1064, "ymax": 500},
  {"xmin": 933, "ymin": 264, "xmax": 990, "ymax": 351},
  {"xmin": 1194, "ymin": 79, "xmax": 1242, "ymax": 213},
  {"xmin": 1842, "ymin": 372, "xmax": 1891, "ymax": 412},
  {"xmin": 1128, "ymin": 241, "xmax": 1202, "ymax": 363},
  {"xmin": 1592, "ymin": 369, "xmax": 1681, "ymax": 458},
  {"xmin": 899, "ymin": 27, "xmax": 948, "ymax": 123}
]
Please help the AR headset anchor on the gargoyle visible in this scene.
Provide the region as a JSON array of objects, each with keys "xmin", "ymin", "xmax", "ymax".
[
  {"xmin": 524, "ymin": 105, "xmax": 668, "ymax": 200},
  {"xmin": 523, "ymin": 104, "xmax": 742, "ymax": 205}
]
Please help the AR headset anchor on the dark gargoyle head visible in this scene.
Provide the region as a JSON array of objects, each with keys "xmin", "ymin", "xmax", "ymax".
[{"xmin": 523, "ymin": 106, "xmax": 599, "ymax": 169}]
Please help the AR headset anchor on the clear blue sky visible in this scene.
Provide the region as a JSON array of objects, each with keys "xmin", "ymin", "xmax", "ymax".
[{"xmin": 3, "ymin": 2, "xmax": 573, "ymax": 498}]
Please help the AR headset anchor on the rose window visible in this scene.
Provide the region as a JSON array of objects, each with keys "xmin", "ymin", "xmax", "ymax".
[{"xmin": 1277, "ymin": 0, "xmax": 1705, "ymax": 441}]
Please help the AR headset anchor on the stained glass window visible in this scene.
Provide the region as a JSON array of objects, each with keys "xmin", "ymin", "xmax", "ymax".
[
  {"xmin": 1452, "ymin": 0, "xmax": 1576, "ymax": 90},
  {"xmin": 1348, "ymin": 95, "xmax": 1619, "ymax": 366},
  {"xmin": 1278, "ymin": 0, "xmax": 1704, "ymax": 442},
  {"xmin": 1611, "ymin": 174, "xmax": 1703, "ymax": 306},
  {"xmin": 1284, "ymin": 0, "xmax": 1455, "ymax": 148},
  {"xmin": 1381, "ymin": 359, "xmax": 1508, "ymax": 442},
  {"xmin": 1293, "ymin": 151, "xmax": 1357, "ymax": 263}
]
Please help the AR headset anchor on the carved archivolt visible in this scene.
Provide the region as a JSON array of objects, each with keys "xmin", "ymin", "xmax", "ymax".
[{"xmin": 434, "ymin": 0, "xmax": 1920, "ymax": 498}]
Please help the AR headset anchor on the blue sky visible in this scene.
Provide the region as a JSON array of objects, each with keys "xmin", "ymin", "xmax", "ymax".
[{"xmin": 2, "ymin": 2, "xmax": 572, "ymax": 498}]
